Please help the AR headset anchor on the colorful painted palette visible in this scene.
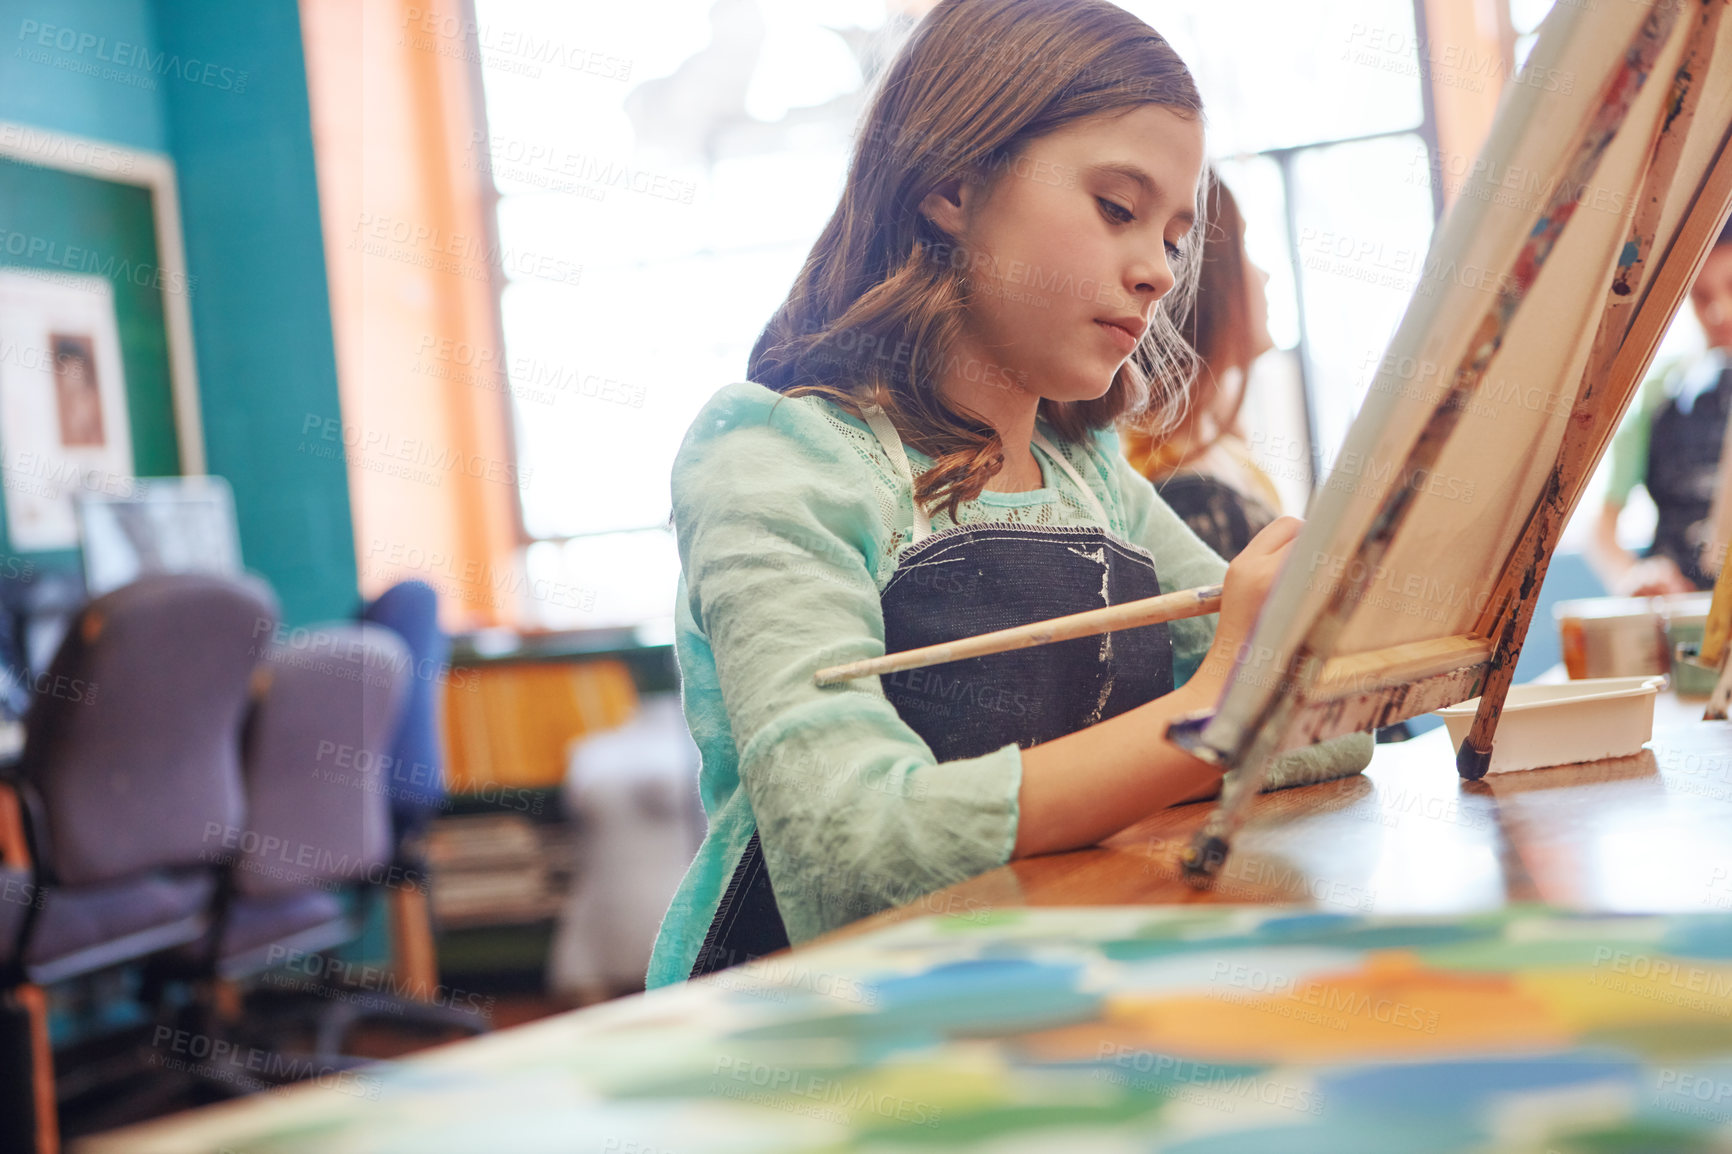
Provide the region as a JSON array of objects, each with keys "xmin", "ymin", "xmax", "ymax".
[{"xmin": 89, "ymin": 906, "xmax": 1732, "ymax": 1153}]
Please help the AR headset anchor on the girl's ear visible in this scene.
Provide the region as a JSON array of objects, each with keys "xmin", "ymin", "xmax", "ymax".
[{"xmin": 917, "ymin": 176, "xmax": 969, "ymax": 239}]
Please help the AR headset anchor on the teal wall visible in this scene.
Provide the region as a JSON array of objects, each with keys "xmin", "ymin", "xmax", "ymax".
[
  {"xmin": 150, "ymin": 0, "xmax": 356, "ymax": 626},
  {"xmin": 0, "ymin": 0, "xmax": 168, "ymax": 151},
  {"xmin": 0, "ymin": 0, "xmax": 356, "ymax": 626}
]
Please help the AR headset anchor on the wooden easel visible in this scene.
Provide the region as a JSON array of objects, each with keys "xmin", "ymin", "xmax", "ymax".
[
  {"xmin": 1677, "ymin": 539, "xmax": 1732, "ymax": 716},
  {"xmin": 1175, "ymin": 2, "xmax": 1732, "ymax": 884}
]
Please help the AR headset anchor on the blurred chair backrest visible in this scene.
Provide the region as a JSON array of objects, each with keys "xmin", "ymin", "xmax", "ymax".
[
  {"xmin": 19, "ymin": 573, "xmax": 278, "ymax": 887},
  {"xmin": 236, "ymin": 622, "xmax": 410, "ymax": 897},
  {"xmin": 359, "ymin": 581, "xmax": 448, "ymax": 842}
]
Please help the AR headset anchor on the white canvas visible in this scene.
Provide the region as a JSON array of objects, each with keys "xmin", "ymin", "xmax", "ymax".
[{"xmin": 1192, "ymin": 2, "xmax": 1732, "ymax": 770}]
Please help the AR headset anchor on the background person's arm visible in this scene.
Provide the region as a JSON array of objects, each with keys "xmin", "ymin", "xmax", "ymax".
[
  {"xmin": 1589, "ymin": 366, "xmax": 1692, "ymax": 595},
  {"xmin": 1591, "ymin": 499, "xmax": 1692, "ymax": 595}
]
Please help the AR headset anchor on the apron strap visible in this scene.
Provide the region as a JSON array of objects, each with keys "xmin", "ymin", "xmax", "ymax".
[
  {"xmin": 1032, "ymin": 430, "xmax": 1113, "ymax": 528},
  {"xmin": 860, "ymin": 403, "xmax": 1113, "ymax": 539},
  {"xmin": 860, "ymin": 402, "xmax": 932, "ymax": 542}
]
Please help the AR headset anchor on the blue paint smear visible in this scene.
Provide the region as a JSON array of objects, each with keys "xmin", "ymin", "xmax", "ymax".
[
  {"xmin": 1102, "ymin": 938, "xmax": 1213, "ymax": 962},
  {"xmin": 1032, "ymin": 1056, "xmax": 1269, "ymax": 1092},
  {"xmin": 1155, "ymin": 1057, "xmax": 1644, "ymax": 1154},
  {"xmin": 1162, "ymin": 1117, "xmax": 1481, "ymax": 1154},
  {"xmin": 1321, "ymin": 1053, "xmax": 1639, "ymax": 1114},
  {"xmin": 1256, "ymin": 913, "xmax": 1359, "ymax": 935},
  {"xmin": 1620, "ymin": 239, "xmax": 1641, "ymax": 266},
  {"xmin": 730, "ymin": 958, "xmax": 1098, "ymax": 1056},
  {"xmin": 1240, "ymin": 918, "xmax": 1493, "ymax": 950},
  {"xmin": 1260, "ymin": 923, "xmax": 1493, "ymax": 951},
  {"xmin": 870, "ymin": 959, "xmax": 1079, "ymax": 1006},
  {"xmin": 1102, "ymin": 919, "xmax": 1494, "ymax": 962},
  {"xmin": 1660, "ymin": 917, "xmax": 1732, "ymax": 959}
]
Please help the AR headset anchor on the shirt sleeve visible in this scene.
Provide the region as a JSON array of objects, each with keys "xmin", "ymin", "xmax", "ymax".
[
  {"xmin": 1091, "ymin": 424, "xmax": 1374, "ymax": 785},
  {"xmin": 1606, "ymin": 362, "xmax": 1675, "ymax": 507},
  {"xmin": 673, "ymin": 384, "xmax": 1023, "ymax": 944}
]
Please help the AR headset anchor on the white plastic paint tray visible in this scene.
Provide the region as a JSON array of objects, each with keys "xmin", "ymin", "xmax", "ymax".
[{"xmin": 1435, "ymin": 676, "xmax": 1665, "ymax": 775}]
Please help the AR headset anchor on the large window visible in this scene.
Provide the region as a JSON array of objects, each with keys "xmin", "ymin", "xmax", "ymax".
[
  {"xmin": 473, "ymin": 0, "xmax": 1441, "ymax": 632},
  {"xmin": 472, "ymin": 0, "xmax": 889, "ymax": 632},
  {"xmin": 1124, "ymin": 0, "xmax": 1438, "ymax": 505}
]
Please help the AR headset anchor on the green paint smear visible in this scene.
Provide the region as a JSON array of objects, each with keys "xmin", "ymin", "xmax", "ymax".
[
  {"xmin": 622, "ymin": 1063, "xmax": 875, "ymax": 1102},
  {"xmin": 1580, "ymin": 1020, "xmax": 1732, "ymax": 1061},
  {"xmin": 1414, "ymin": 938, "xmax": 1647, "ymax": 971},
  {"xmin": 1119, "ymin": 912, "xmax": 1243, "ymax": 939},
  {"xmin": 194, "ymin": 1116, "xmax": 362, "ymax": 1154},
  {"xmin": 1101, "ymin": 922, "xmax": 1491, "ymax": 963},
  {"xmin": 1550, "ymin": 1120, "xmax": 1721, "ymax": 1153},
  {"xmin": 854, "ymin": 1094, "xmax": 1166, "ymax": 1146},
  {"xmin": 931, "ymin": 910, "xmax": 1026, "ymax": 932}
]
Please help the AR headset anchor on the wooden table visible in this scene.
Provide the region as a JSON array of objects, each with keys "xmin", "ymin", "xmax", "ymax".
[
  {"xmin": 77, "ymin": 691, "xmax": 1732, "ymax": 1154},
  {"xmin": 821, "ymin": 689, "xmax": 1732, "ymax": 943}
]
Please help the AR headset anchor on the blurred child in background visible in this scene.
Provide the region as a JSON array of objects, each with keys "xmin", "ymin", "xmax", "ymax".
[
  {"xmin": 1591, "ymin": 217, "xmax": 1732, "ymax": 594},
  {"xmin": 1120, "ymin": 170, "xmax": 1283, "ymax": 560}
]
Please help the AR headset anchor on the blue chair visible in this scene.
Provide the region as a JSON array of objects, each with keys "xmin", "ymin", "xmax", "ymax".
[
  {"xmin": 359, "ymin": 581, "xmax": 448, "ymax": 844},
  {"xmin": 343, "ymin": 581, "xmax": 474, "ymax": 1047}
]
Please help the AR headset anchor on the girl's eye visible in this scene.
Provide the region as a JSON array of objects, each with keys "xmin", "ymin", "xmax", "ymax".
[
  {"xmin": 1165, "ymin": 240, "xmax": 1187, "ymax": 264},
  {"xmin": 1097, "ymin": 197, "xmax": 1134, "ymax": 224}
]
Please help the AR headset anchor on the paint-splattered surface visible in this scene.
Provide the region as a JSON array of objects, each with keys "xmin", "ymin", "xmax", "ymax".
[{"xmin": 86, "ymin": 906, "xmax": 1732, "ymax": 1153}]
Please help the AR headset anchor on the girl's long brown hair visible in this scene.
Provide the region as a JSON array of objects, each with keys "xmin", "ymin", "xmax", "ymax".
[
  {"xmin": 746, "ymin": 0, "xmax": 1205, "ymax": 521},
  {"xmin": 1123, "ymin": 168, "xmax": 1256, "ymax": 477}
]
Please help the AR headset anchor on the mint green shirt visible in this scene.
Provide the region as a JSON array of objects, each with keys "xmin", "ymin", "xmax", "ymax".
[{"xmin": 645, "ymin": 382, "xmax": 1372, "ymax": 988}]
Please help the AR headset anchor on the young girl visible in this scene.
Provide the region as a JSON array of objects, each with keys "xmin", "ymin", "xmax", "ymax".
[
  {"xmin": 647, "ymin": 0, "xmax": 1372, "ymax": 989},
  {"xmin": 1121, "ymin": 171, "xmax": 1286, "ymax": 560}
]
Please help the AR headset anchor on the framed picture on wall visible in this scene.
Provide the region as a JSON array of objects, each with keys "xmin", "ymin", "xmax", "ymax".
[
  {"xmin": 51, "ymin": 332, "xmax": 107, "ymax": 448},
  {"xmin": 0, "ymin": 271, "xmax": 135, "ymax": 550},
  {"xmin": 0, "ymin": 121, "xmax": 204, "ymax": 559}
]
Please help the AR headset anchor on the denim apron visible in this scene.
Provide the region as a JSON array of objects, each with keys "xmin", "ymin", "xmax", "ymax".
[
  {"xmin": 1646, "ymin": 367, "xmax": 1731, "ymax": 590},
  {"xmin": 690, "ymin": 406, "xmax": 1174, "ymax": 976}
]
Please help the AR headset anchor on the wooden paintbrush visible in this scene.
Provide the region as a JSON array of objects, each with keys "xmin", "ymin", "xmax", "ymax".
[{"xmin": 814, "ymin": 583, "xmax": 1224, "ymax": 686}]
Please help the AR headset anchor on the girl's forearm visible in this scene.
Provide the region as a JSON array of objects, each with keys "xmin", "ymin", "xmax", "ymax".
[{"xmin": 1010, "ymin": 677, "xmax": 1226, "ymax": 859}]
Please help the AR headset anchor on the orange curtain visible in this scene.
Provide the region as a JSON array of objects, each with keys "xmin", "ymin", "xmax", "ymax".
[{"xmin": 298, "ymin": 0, "xmax": 521, "ymax": 631}]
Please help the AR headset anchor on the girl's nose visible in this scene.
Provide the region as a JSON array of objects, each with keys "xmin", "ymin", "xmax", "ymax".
[{"xmin": 1130, "ymin": 257, "xmax": 1175, "ymax": 304}]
